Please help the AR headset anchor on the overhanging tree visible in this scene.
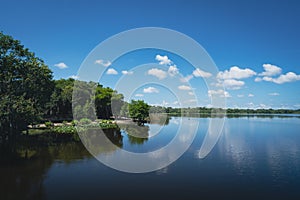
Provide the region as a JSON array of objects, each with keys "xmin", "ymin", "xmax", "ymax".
[{"xmin": 0, "ymin": 32, "xmax": 54, "ymax": 137}]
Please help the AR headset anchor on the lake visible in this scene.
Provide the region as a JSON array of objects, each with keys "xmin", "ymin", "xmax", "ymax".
[{"xmin": 1, "ymin": 116, "xmax": 300, "ymax": 200}]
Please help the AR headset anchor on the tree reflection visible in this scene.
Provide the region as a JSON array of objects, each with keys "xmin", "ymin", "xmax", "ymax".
[
  {"xmin": 79, "ymin": 128, "xmax": 123, "ymax": 155},
  {"xmin": 118, "ymin": 123, "xmax": 149, "ymax": 145},
  {"xmin": 149, "ymin": 113, "xmax": 170, "ymax": 126},
  {"xmin": 0, "ymin": 133, "xmax": 93, "ymax": 200}
]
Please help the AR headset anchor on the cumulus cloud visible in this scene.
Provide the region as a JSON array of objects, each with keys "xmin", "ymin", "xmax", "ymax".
[
  {"xmin": 188, "ymin": 92, "xmax": 194, "ymax": 95},
  {"xmin": 95, "ymin": 59, "xmax": 111, "ymax": 67},
  {"xmin": 106, "ymin": 68, "xmax": 118, "ymax": 75},
  {"xmin": 178, "ymin": 85, "xmax": 192, "ymax": 90},
  {"xmin": 168, "ymin": 65, "xmax": 179, "ymax": 76},
  {"xmin": 192, "ymin": 68, "xmax": 212, "ymax": 78},
  {"xmin": 121, "ymin": 70, "xmax": 133, "ymax": 75},
  {"xmin": 186, "ymin": 99, "xmax": 197, "ymax": 103},
  {"xmin": 248, "ymin": 93, "xmax": 254, "ymax": 97},
  {"xmin": 155, "ymin": 54, "xmax": 172, "ymax": 65},
  {"xmin": 147, "ymin": 68, "xmax": 167, "ymax": 80},
  {"xmin": 254, "ymin": 77, "xmax": 262, "ymax": 82},
  {"xmin": 259, "ymin": 64, "xmax": 282, "ymax": 76},
  {"xmin": 180, "ymin": 75, "xmax": 193, "ymax": 83},
  {"xmin": 208, "ymin": 89, "xmax": 231, "ymax": 98},
  {"xmin": 54, "ymin": 62, "xmax": 68, "ymax": 69},
  {"xmin": 262, "ymin": 72, "xmax": 300, "ymax": 84},
  {"xmin": 135, "ymin": 94, "xmax": 144, "ymax": 97},
  {"xmin": 69, "ymin": 75, "xmax": 79, "ymax": 79},
  {"xmin": 269, "ymin": 92, "xmax": 279, "ymax": 96},
  {"xmin": 143, "ymin": 86, "xmax": 159, "ymax": 93},
  {"xmin": 223, "ymin": 79, "xmax": 245, "ymax": 90},
  {"xmin": 237, "ymin": 94, "xmax": 244, "ymax": 98},
  {"xmin": 217, "ymin": 66, "xmax": 256, "ymax": 80}
]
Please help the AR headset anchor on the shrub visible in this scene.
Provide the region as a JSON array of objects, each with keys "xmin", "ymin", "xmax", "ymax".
[
  {"xmin": 79, "ymin": 118, "xmax": 92, "ymax": 125},
  {"xmin": 71, "ymin": 120, "xmax": 79, "ymax": 126},
  {"xmin": 45, "ymin": 121, "xmax": 54, "ymax": 128}
]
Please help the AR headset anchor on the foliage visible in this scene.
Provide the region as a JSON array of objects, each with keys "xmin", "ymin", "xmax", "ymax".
[
  {"xmin": 46, "ymin": 78, "xmax": 74, "ymax": 120},
  {"xmin": 79, "ymin": 118, "xmax": 92, "ymax": 125},
  {"xmin": 0, "ymin": 32, "xmax": 54, "ymax": 137},
  {"xmin": 71, "ymin": 120, "xmax": 79, "ymax": 126},
  {"xmin": 45, "ymin": 121, "xmax": 54, "ymax": 128},
  {"xmin": 128, "ymin": 100, "xmax": 150, "ymax": 123},
  {"xmin": 120, "ymin": 102, "xmax": 129, "ymax": 118},
  {"xmin": 52, "ymin": 125, "xmax": 77, "ymax": 134},
  {"xmin": 151, "ymin": 106, "xmax": 300, "ymax": 116}
]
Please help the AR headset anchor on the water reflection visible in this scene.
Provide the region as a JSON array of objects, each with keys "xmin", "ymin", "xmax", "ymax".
[
  {"xmin": 217, "ymin": 118, "xmax": 300, "ymax": 183},
  {"xmin": 218, "ymin": 120, "xmax": 256, "ymax": 176},
  {"xmin": 1, "ymin": 117, "xmax": 300, "ymax": 199},
  {"xmin": 79, "ymin": 128, "xmax": 123, "ymax": 155},
  {"xmin": 0, "ymin": 138, "xmax": 91, "ymax": 200},
  {"xmin": 118, "ymin": 123, "xmax": 149, "ymax": 143}
]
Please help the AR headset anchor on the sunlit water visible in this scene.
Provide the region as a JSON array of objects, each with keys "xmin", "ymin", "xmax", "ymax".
[{"xmin": 1, "ymin": 116, "xmax": 300, "ymax": 200}]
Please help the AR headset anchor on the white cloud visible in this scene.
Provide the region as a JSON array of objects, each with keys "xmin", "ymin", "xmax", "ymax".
[
  {"xmin": 143, "ymin": 86, "xmax": 159, "ymax": 93},
  {"xmin": 155, "ymin": 55, "xmax": 172, "ymax": 65},
  {"xmin": 254, "ymin": 77, "xmax": 262, "ymax": 82},
  {"xmin": 259, "ymin": 104, "xmax": 268, "ymax": 109},
  {"xmin": 54, "ymin": 62, "xmax": 68, "ymax": 69},
  {"xmin": 188, "ymin": 92, "xmax": 194, "ymax": 95},
  {"xmin": 180, "ymin": 75, "xmax": 193, "ymax": 83},
  {"xmin": 217, "ymin": 66, "xmax": 256, "ymax": 80},
  {"xmin": 237, "ymin": 94, "xmax": 244, "ymax": 98},
  {"xmin": 223, "ymin": 79, "xmax": 245, "ymax": 90},
  {"xmin": 106, "ymin": 68, "xmax": 118, "ymax": 75},
  {"xmin": 121, "ymin": 70, "xmax": 133, "ymax": 75},
  {"xmin": 178, "ymin": 85, "xmax": 192, "ymax": 90},
  {"xmin": 248, "ymin": 93, "xmax": 254, "ymax": 97},
  {"xmin": 147, "ymin": 68, "xmax": 167, "ymax": 80},
  {"xmin": 259, "ymin": 64, "xmax": 282, "ymax": 76},
  {"xmin": 168, "ymin": 65, "xmax": 179, "ymax": 76},
  {"xmin": 192, "ymin": 68, "xmax": 212, "ymax": 78},
  {"xmin": 95, "ymin": 59, "xmax": 111, "ymax": 67},
  {"xmin": 69, "ymin": 75, "xmax": 79, "ymax": 79},
  {"xmin": 247, "ymin": 102, "xmax": 254, "ymax": 108},
  {"xmin": 135, "ymin": 94, "xmax": 144, "ymax": 97},
  {"xmin": 186, "ymin": 99, "xmax": 197, "ymax": 103},
  {"xmin": 162, "ymin": 100, "xmax": 169, "ymax": 106},
  {"xmin": 262, "ymin": 72, "xmax": 300, "ymax": 84},
  {"xmin": 208, "ymin": 89, "xmax": 231, "ymax": 98},
  {"xmin": 173, "ymin": 101, "xmax": 179, "ymax": 105},
  {"xmin": 223, "ymin": 91, "xmax": 231, "ymax": 98},
  {"xmin": 268, "ymin": 92, "xmax": 279, "ymax": 96}
]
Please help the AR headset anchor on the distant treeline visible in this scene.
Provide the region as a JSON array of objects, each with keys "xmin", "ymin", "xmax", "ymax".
[{"xmin": 150, "ymin": 106, "xmax": 300, "ymax": 116}]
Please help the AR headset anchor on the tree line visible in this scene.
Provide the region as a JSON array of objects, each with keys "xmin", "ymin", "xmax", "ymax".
[
  {"xmin": 151, "ymin": 106, "xmax": 300, "ymax": 116},
  {"xmin": 0, "ymin": 32, "xmax": 150, "ymax": 140},
  {"xmin": 1, "ymin": 32, "xmax": 299, "ymax": 140}
]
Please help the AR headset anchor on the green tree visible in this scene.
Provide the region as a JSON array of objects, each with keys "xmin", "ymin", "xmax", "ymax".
[
  {"xmin": 0, "ymin": 32, "xmax": 53, "ymax": 138},
  {"xmin": 47, "ymin": 78, "xmax": 74, "ymax": 120},
  {"xmin": 95, "ymin": 85, "xmax": 114, "ymax": 119},
  {"xmin": 128, "ymin": 100, "xmax": 149, "ymax": 124},
  {"xmin": 72, "ymin": 80, "xmax": 97, "ymax": 120},
  {"xmin": 111, "ymin": 91, "xmax": 124, "ymax": 119},
  {"xmin": 120, "ymin": 102, "xmax": 129, "ymax": 118}
]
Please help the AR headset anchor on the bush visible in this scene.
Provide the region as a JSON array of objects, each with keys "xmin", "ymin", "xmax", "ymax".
[
  {"xmin": 45, "ymin": 121, "xmax": 54, "ymax": 128},
  {"xmin": 71, "ymin": 120, "xmax": 79, "ymax": 126},
  {"xmin": 52, "ymin": 125, "xmax": 77, "ymax": 134},
  {"xmin": 79, "ymin": 118, "xmax": 92, "ymax": 125}
]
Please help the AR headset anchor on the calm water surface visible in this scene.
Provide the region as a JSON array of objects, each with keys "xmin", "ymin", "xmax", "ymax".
[{"xmin": 1, "ymin": 116, "xmax": 300, "ymax": 200}]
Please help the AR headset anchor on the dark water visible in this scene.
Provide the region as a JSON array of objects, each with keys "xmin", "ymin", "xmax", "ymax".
[{"xmin": 1, "ymin": 117, "xmax": 300, "ymax": 200}]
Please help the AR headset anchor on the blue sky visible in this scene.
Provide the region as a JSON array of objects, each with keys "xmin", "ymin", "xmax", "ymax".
[{"xmin": 1, "ymin": 0, "xmax": 300, "ymax": 109}]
